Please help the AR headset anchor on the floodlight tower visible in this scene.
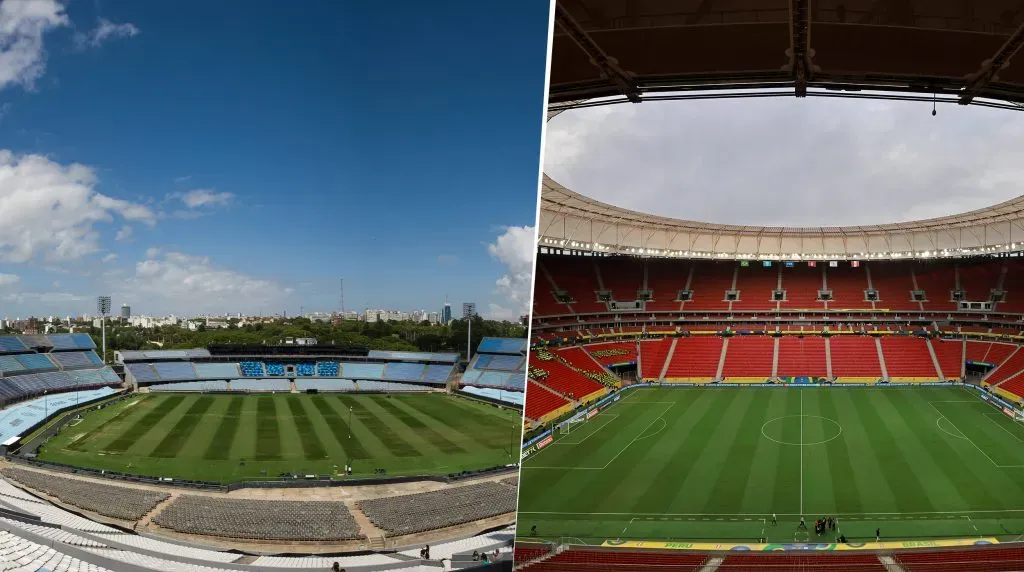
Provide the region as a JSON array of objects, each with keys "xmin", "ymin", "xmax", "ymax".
[{"xmin": 97, "ymin": 296, "xmax": 111, "ymax": 364}]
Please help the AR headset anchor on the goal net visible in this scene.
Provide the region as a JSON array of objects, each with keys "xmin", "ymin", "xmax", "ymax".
[{"xmin": 558, "ymin": 416, "xmax": 587, "ymax": 435}]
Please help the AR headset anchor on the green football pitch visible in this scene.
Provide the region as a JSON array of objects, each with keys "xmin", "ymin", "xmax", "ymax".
[
  {"xmin": 37, "ymin": 392, "xmax": 521, "ymax": 483},
  {"xmin": 517, "ymin": 385, "xmax": 1024, "ymax": 544}
]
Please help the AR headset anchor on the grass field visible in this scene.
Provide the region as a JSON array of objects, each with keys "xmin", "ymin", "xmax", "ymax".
[
  {"xmin": 517, "ymin": 385, "xmax": 1024, "ymax": 544},
  {"xmin": 37, "ymin": 392, "xmax": 521, "ymax": 483}
]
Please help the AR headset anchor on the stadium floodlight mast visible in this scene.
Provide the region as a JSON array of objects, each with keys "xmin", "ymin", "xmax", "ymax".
[{"xmin": 97, "ymin": 296, "xmax": 111, "ymax": 364}]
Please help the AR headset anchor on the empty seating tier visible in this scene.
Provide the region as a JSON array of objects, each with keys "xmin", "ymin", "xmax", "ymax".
[
  {"xmin": 152, "ymin": 362, "xmax": 197, "ymax": 381},
  {"xmin": 529, "ymin": 350, "xmax": 606, "ymax": 400},
  {"xmin": 985, "ymin": 347, "xmax": 1024, "ymax": 386},
  {"xmin": 521, "ymin": 549, "xmax": 707, "ymax": 571},
  {"xmin": 720, "ymin": 552, "xmax": 886, "ymax": 571},
  {"xmin": 295, "ymin": 362, "xmax": 315, "ymax": 376},
  {"xmin": 664, "ymin": 337, "xmax": 723, "ymax": 381},
  {"xmin": 238, "ymin": 361, "xmax": 264, "ymax": 377},
  {"xmin": 829, "ymin": 337, "xmax": 882, "ymax": 379},
  {"xmin": 193, "ymin": 362, "xmax": 241, "ymax": 379},
  {"xmin": 721, "ymin": 336, "xmax": 774, "ymax": 380},
  {"xmin": 316, "ymin": 361, "xmax": 339, "ymax": 376},
  {"xmin": 340, "ymin": 362, "xmax": 386, "ymax": 379},
  {"xmin": 880, "ymin": 337, "xmax": 939, "ymax": 380},
  {"xmin": 358, "ymin": 481, "xmax": 516, "ymax": 536},
  {"xmin": 2, "ymin": 467, "xmax": 168, "ymax": 521},
  {"xmin": 895, "ymin": 545, "xmax": 1024, "ymax": 571},
  {"xmin": 421, "ymin": 364, "xmax": 453, "ymax": 383},
  {"xmin": 931, "ymin": 339, "xmax": 964, "ymax": 379},
  {"xmin": 154, "ymin": 495, "xmax": 362, "ymax": 541},
  {"xmin": 383, "ymin": 362, "xmax": 426, "ymax": 381},
  {"xmin": 585, "ymin": 342, "xmax": 637, "ymax": 366},
  {"xmin": 525, "ymin": 380, "xmax": 569, "ymax": 419},
  {"xmin": 264, "ymin": 363, "xmax": 285, "ymax": 376},
  {"xmin": 777, "ymin": 336, "xmax": 828, "ymax": 378},
  {"xmin": 639, "ymin": 339, "xmax": 672, "ymax": 379}
]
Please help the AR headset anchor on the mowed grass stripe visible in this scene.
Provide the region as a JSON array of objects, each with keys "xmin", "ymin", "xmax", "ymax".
[
  {"xmin": 254, "ymin": 397, "xmax": 282, "ymax": 461},
  {"xmin": 285, "ymin": 398, "xmax": 327, "ymax": 460},
  {"xmin": 310, "ymin": 397, "xmax": 368, "ymax": 460},
  {"xmin": 375, "ymin": 397, "xmax": 466, "ymax": 454},
  {"xmin": 150, "ymin": 396, "xmax": 214, "ymax": 458},
  {"xmin": 408, "ymin": 397, "xmax": 510, "ymax": 449},
  {"xmin": 204, "ymin": 396, "xmax": 243, "ymax": 460},
  {"xmin": 103, "ymin": 395, "xmax": 185, "ymax": 453},
  {"xmin": 68, "ymin": 398, "xmax": 147, "ymax": 452},
  {"xmin": 340, "ymin": 396, "xmax": 420, "ymax": 457},
  {"xmin": 817, "ymin": 391, "xmax": 862, "ymax": 514}
]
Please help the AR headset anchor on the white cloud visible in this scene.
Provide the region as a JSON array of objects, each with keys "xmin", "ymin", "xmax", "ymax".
[
  {"xmin": 2, "ymin": 291, "xmax": 87, "ymax": 304},
  {"xmin": 0, "ymin": 150, "xmax": 155, "ymax": 263},
  {"xmin": 487, "ymin": 225, "xmax": 535, "ymax": 320},
  {"xmin": 115, "ymin": 225, "xmax": 133, "ymax": 241},
  {"xmin": 0, "ymin": 273, "xmax": 19, "ymax": 287},
  {"xmin": 101, "ymin": 253, "xmax": 117, "ymax": 263},
  {"xmin": 544, "ymin": 97, "xmax": 1024, "ymax": 227},
  {"xmin": 74, "ymin": 18, "xmax": 139, "ymax": 50},
  {"xmin": 0, "ymin": 0, "xmax": 68, "ymax": 91},
  {"xmin": 120, "ymin": 250, "xmax": 291, "ymax": 313},
  {"xmin": 145, "ymin": 247, "xmax": 160, "ymax": 258},
  {"xmin": 181, "ymin": 188, "xmax": 233, "ymax": 209}
]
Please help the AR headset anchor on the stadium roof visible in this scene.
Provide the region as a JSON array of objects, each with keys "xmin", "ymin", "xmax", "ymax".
[
  {"xmin": 549, "ymin": 0, "xmax": 1024, "ymax": 110},
  {"xmin": 539, "ymin": 0, "xmax": 1024, "ymax": 261}
]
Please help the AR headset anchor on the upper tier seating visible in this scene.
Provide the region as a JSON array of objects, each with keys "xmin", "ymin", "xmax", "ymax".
[
  {"xmin": 830, "ymin": 336, "xmax": 882, "ymax": 379},
  {"xmin": 959, "ymin": 261, "xmax": 1001, "ymax": 302},
  {"xmin": 646, "ymin": 258, "xmax": 688, "ymax": 311},
  {"xmin": 126, "ymin": 363, "xmax": 157, "ymax": 382},
  {"xmin": 421, "ymin": 364, "xmax": 453, "ymax": 383},
  {"xmin": 295, "ymin": 362, "xmax": 315, "ymax": 376},
  {"xmin": 865, "ymin": 262, "xmax": 919, "ymax": 311},
  {"xmin": 152, "ymin": 361, "xmax": 197, "ymax": 381},
  {"xmin": 0, "ymin": 336, "xmax": 29, "ymax": 353},
  {"xmin": 340, "ymin": 362, "xmax": 385, "ymax": 379},
  {"xmin": 533, "ymin": 260, "xmax": 575, "ymax": 316},
  {"xmin": 880, "ymin": 336, "xmax": 939, "ymax": 380},
  {"xmin": 524, "ymin": 380, "xmax": 570, "ymax": 419},
  {"xmin": 777, "ymin": 336, "xmax": 828, "ymax": 378},
  {"xmin": 383, "ymin": 362, "xmax": 426, "ymax": 381},
  {"xmin": 0, "ymin": 355, "xmax": 25, "ymax": 374},
  {"xmin": 601, "ymin": 257, "xmax": 644, "ymax": 301},
  {"xmin": 685, "ymin": 262, "xmax": 733, "ymax": 311},
  {"xmin": 316, "ymin": 361, "xmax": 339, "ymax": 376},
  {"xmin": 264, "ymin": 363, "xmax": 285, "ymax": 376},
  {"xmin": 998, "ymin": 259, "xmax": 1024, "ymax": 312},
  {"xmin": 915, "ymin": 262, "xmax": 958, "ymax": 311},
  {"xmin": 473, "ymin": 354, "xmax": 525, "ymax": 371},
  {"xmin": 781, "ymin": 264, "xmax": 826, "ymax": 309},
  {"xmin": 238, "ymin": 361, "xmax": 264, "ymax": 377},
  {"xmin": 721, "ymin": 336, "xmax": 774, "ymax": 379},
  {"xmin": 664, "ymin": 336, "xmax": 723, "ymax": 381},
  {"xmin": 552, "ymin": 256, "xmax": 606, "ymax": 313},
  {"xmin": 15, "ymin": 353, "xmax": 57, "ymax": 373},
  {"xmin": 49, "ymin": 351, "xmax": 102, "ymax": 369},
  {"xmin": 478, "ymin": 337, "xmax": 527, "ymax": 354},
  {"xmin": 731, "ymin": 265, "xmax": 778, "ymax": 311},
  {"xmin": 193, "ymin": 362, "xmax": 241, "ymax": 379}
]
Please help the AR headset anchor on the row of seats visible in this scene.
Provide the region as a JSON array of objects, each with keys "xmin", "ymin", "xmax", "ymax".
[
  {"xmin": 358, "ymin": 481, "xmax": 516, "ymax": 536},
  {"xmin": 0, "ymin": 367, "xmax": 120, "ymax": 406},
  {"xmin": 536, "ymin": 254, "xmax": 1024, "ymax": 315},
  {"xmin": 2, "ymin": 467, "xmax": 168, "ymax": 521},
  {"xmin": 153, "ymin": 496, "xmax": 363, "ymax": 541},
  {"xmin": 128, "ymin": 360, "xmax": 454, "ymax": 384}
]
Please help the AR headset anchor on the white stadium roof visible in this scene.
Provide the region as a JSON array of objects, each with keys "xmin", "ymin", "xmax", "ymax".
[{"xmin": 538, "ymin": 178, "xmax": 1024, "ymax": 261}]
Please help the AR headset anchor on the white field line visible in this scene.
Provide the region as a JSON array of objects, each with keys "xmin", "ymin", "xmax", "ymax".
[
  {"xmin": 984, "ymin": 412, "xmax": 1024, "ymax": 443},
  {"xmin": 799, "ymin": 389, "xmax": 804, "ymax": 516},
  {"xmin": 555, "ymin": 414, "xmax": 619, "ymax": 446},
  {"xmin": 517, "ymin": 508, "xmax": 1024, "ymax": 517},
  {"xmin": 930, "ymin": 401, "xmax": 1024, "ymax": 468}
]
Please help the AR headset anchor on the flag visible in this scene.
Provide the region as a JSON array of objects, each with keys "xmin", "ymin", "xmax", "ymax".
[
  {"xmin": 829, "ymin": 261, "xmax": 839, "ymax": 267},
  {"xmin": 851, "ymin": 260, "xmax": 860, "ymax": 268},
  {"xmin": 784, "ymin": 261, "xmax": 795, "ymax": 268},
  {"xmin": 762, "ymin": 260, "xmax": 772, "ymax": 267},
  {"xmin": 740, "ymin": 260, "xmax": 750, "ymax": 267},
  {"xmin": 808, "ymin": 261, "xmax": 817, "ymax": 267}
]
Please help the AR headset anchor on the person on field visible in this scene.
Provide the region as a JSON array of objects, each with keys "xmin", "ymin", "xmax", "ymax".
[
  {"xmin": 798, "ymin": 516, "xmax": 807, "ymax": 530},
  {"xmin": 771, "ymin": 513, "xmax": 777, "ymax": 526},
  {"xmin": 876, "ymin": 528, "xmax": 880, "ymax": 542}
]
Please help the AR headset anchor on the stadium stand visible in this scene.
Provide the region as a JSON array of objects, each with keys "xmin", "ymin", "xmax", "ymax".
[
  {"xmin": 639, "ymin": 338, "xmax": 672, "ymax": 380},
  {"xmin": 880, "ymin": 336, "xmax": 939, "ymax": 381},
  {"xmin": 153, "ymin": 362, "xmax": 198, "ymax": 381},
  {"xmin": 238, "ymin": 361, "xmax": 265, "ymax": 377},
  {"xmin": 126, "ymin": 363, "xmax": 159, "ymax": 382},
  {"xmin": 824, "ymin": 263, "xmax": 868, "ymax": 308},
  {"xmin": 49, "ymin": 351, "xmax": 103, "ymax": 369},
  {"xmin": 584, "ymin": 341, "xmax": 637, "ymax": 366},
  {"xmin": 2, "ymin": 467, "xmax": 168, "ymax": 521},
  {"xmin": 520, "ymin": 549, "xmax": 708, "ymax": 571},
  {"xmin": 14, "ymin": 353, "xmax": 58, "ymax": 373},
  {"xmin": 0, "ymin": 388, "xmax": 117, "ymax": 443},
  {"xmin": 525, "ymin": 380, "xmax": 569, "ymax": 420},
  {"xmin": 461, "ymin": 385, "xmax": 524, "ymax": 406},
  {"xmin": 295, "ymin": 362, "xmax": 315, "ymax": 376},
  {"xmin": 358, "ymin": 481, "xmax": 516, "ymax": 536},
  {"xmin": 721, "ymin": 335, "xmax": 774, "ymax": 380},
  {"xmin": 732, "ymin": 265, "xmax": 777, "ymax": 311},
  {"xmin": 664, "ymin": 337, "xmax": 723, "ymax": 381},
  {"xmin": 601, "ymin": 256, "xmax": 644, "ymax": 301},
  {"xmin": 719, "ymin": 552, "xmax": 887, "ymax": 571},
  {"xmin": 686, "ymin": 262, "xmax": 733, "ymax": 311},
  {"xmin": 477, "ymin": 338, "xmax": 527, "ymax": 354},
  {"xmin": 193, "ymin": 362, "xmax": 241, "ymax": 379},
  {"xmin": 264, "ymin": 363, "xmax": 285, "ymax": 376},
  {"xmin": 421, "ymin": 363, "xmax": 453, "ymax": 383},
  {"xmin": 552, "ymin": 256, "xmax": 606, "ymax": 314},
  {"xmin": 894, "ymin": 545, "xmax": 1024, "ymax": 571},
  {"xmin": 341, "ymin": 362, "xmax": 386, "ymax": 379},
  {"xmin": 154, "ymin": 496, "xmax": 363, "ymax": 541},
  {"xmin": 915, "ymin": 263, "xmax": 958, "ymax": 311},
  {"xmin": 294, "ymin": 378, "xmax": 356, "ymax": 391},
  {"xmin": 356, "ymin": 380, "xmax": 429, "ymax": 392},
  {"xmin": 829, "ymin": 337, "xmax": 883, "ymax": 380},
  {"xmin": 646, "ymin": 258, "xmax": 687, "ymax": 311},
  {"xmin": 316, "ymin": 361, "xmax": 339, "ymax": 376},
  {"xmin": 984, "ymin": 348, "xmax": 1024, "ymax": 386},
  {"xmin": 776, "ymin": 336, "xmax": 828, "ymax": 379},
  {"xmin": 931, "ymin": 339, "xmax": 964, "ymax": 380},
  {"xmin": 529, "ymin": 350, "xmax": 606, "ymax": 400},
  {"xmin": 0, "ymin": 336, "xmax": 29, "ymax": 354},
  {"xmin": 384, "ymin": 362, "xmax": 426, "ymax": 381}
]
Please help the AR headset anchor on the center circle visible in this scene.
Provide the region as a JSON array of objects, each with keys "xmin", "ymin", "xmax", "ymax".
[{"xmin": 760, "ymin": 415, "xmax": 843, "ymax": 446}]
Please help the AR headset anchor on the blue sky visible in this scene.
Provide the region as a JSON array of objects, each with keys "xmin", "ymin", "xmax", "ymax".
[{"xmin": 0, "ymin": 0, "xmax": 550, "ymax": 320}]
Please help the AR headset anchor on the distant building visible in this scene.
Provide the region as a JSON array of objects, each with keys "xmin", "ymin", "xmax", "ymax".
[
  {"xmin": 121, "ymin": 304, "xmax": 131, "ymax": 320},
  {"xmin": 442, "ymin": 300, "xmax": 452, "ymax": 325}
]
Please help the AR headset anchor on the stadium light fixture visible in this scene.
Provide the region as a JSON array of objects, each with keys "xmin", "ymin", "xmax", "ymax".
[{"xmin": 97, "ymin": 296, "xmax": 111, "ymax": 364}]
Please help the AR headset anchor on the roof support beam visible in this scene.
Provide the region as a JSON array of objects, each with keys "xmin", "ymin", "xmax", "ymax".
[
  {"xmin": 960, "ymin": 19, "xmax": 1024, "ymax": 105},
  {"xmin": 555, "ymin": 2, "xmax": 641, "ymax": 103},
  {"xmin": 789, "ymin": 0, "xmax": 812, "ymax": 97}
]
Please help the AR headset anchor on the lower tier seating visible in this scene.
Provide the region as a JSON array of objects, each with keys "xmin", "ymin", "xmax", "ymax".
[
  {"xmin": 2, "ymin": 467, "xmax": 168, "ymax": 521},
  {"xmin": 154, "ymin": 496, "xmax": 363, "ymax": 541},
  {"xmin": 525, "ymin": 380, "xmax": 569, "ymax": 419},
  {"xmin": 358, "ymin": 481, "xmax": 516, "ymax": 536}
]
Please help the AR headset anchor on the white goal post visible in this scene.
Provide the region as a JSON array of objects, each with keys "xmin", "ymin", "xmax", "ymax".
[{"xmin": 558, "ymin": 413, "xmax": 589, "ymax": 435}]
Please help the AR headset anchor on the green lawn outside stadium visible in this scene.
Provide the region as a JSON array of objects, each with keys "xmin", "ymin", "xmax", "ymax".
[
  {"xmin": 517, "ymin": 386, "xmax": 1024, "ymax": 544},
  {"xmin": 37, "ymin": 392, "xmax": 521, "ymax": 483}
]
